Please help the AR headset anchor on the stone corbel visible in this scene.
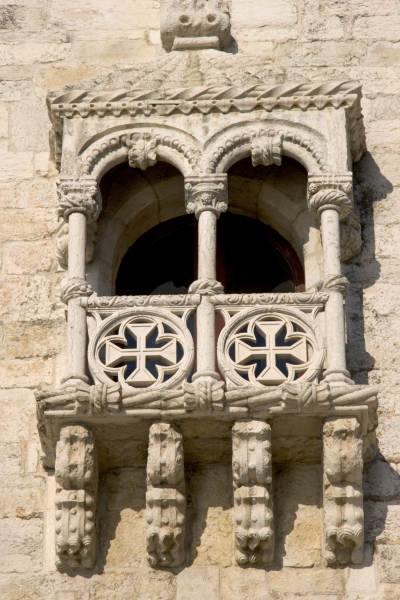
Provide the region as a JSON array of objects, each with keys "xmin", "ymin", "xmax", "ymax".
[
  {"xmin": 232, "ymin": 420, "xmax": 274, "ymax": 565},
  {"xmin": 54, "ymin": 424, "xmax": 98, "ymax": 571},
  {"xmin": 323, "ymin": 417, "xmax": 364, "ymax": 566},
  {"xmin": 146, "ymin": 422, "xmax": 186, "ymax": 567}
]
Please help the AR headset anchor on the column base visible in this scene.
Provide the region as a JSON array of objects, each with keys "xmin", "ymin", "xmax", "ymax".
[
  {"xmin": 323, "ymin": 369, "xmax": 354, "ymax": 387},
  {"xmin": 60, "ymin": 373, "xmax": 91, "ymax": 388}
]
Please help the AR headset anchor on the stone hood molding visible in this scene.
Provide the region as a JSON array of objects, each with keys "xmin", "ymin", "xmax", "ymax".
[{"xmin": 39, "ymin": 2, "xmax": 375, "ymax": 571}]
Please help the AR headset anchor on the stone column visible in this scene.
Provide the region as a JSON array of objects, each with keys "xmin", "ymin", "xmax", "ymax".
[
  {"xmin": 54, "ymin": 424, "xmax": 98, "ymax": 571},
  {"xmin": 185, "ymin": 175, "xmax": 227, "ymax": 390},
  {"xmin": 232, "ymin": 420, "xmax": 274, "ymax": 565},
  {"xmin": 308, "ymin": 174, "xmax": 353, "ymax": 386},
  {"xmin": 322, "ymin": 417, "xmax": 364, "ymax": 566},
  {"xmin": 58, "ymin": 178, "xmax": 101, "ymax": 386}
]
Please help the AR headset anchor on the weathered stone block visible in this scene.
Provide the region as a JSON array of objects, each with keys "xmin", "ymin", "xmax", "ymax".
[
  {"xmin": 91, "ymin": 571, "xmax": 177, "ymax": 600},
  {"xmin": 267, "ymin": 567, "xmax": 345, "ymax": 595},
  {"xmin": 221, "ymin": 567, "xmax": 269, "ymax": 600},
  {"xmin": 5, "ymin": 241, "xmax": 53, "ymax": 274},
  {"xmin": 0, "ymin": 517, "xmax": 42, "ymax": 573},
  {"xmin": 177, "ymin": 567, "xmax": 220, "ymax": 600},
  {"xmin": 0, "ymin": 356, "xmax": 52, "ymax": 388}
]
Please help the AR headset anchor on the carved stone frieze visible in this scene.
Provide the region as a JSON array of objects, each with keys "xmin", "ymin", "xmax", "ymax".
[
  {"xmin": 58, "ymin": 178, "xmax": 101, "ymax": 223},
  {"xmin": 81, "ymin": 131, "xmax": 200, "ymax": 178},
  {"xmin": 146, "ymin": 422, "xmax": 186, "ymax": 567},
  {"xmin": 232, "ymin": 420, "xmax": 274, "ymax": 565},
  {"xmin": 185, "ymin": 175, "xmax": 228, "ymax": 218},
  {"xmin": 308, "ymin": 174, "xmax": 353, "ymax": 220},
  {"xmin": 212, "ymin": 292, "xmax": 329, "ymax": 307},
  {"xmin": 323, "ymin": 417, "xmax": 364, "ymax": 566},
  {"xmin": 83, "ymin": 294, "xmax": 200, "ymax": 309},
  {"xmin": 161, "ymin": 0, "xmax": 231, "ymax": 52},
  {"xmin": 54, "ymin": 425, "xmax": 98, "ymax": 571}
]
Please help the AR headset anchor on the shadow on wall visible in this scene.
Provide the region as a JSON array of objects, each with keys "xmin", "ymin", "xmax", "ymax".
[{"xmin": 345, "ymin": 152, "xmax": 393, "ymax": 385}]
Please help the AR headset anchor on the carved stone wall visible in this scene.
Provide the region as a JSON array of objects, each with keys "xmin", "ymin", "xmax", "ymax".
[{"xmin": 0, "ymin": 0, "xmax": 399, "ymax": 598}]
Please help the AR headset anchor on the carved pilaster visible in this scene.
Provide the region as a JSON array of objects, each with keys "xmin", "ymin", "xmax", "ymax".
[
  {"xmin": 146, "ymin": 422, "xmax": 186, "ymax": 567},
  {"xmin": 232, "ymin": 420, "xmax": 274, "ymax": 565},
  {"xmin": 54, "ymin": 425, "xmax": 98, "ymax": 571},
  {"xmin": 307, "ymin": 174, "xmax": 353, "ymax": 220},
  {"xmin": 323, "ymin": 417, "xmax": 364, "ymax": 566},
  {"xmin": 58, "ymin": 178, "xmax": 101, "ymax": 223},
  {"xmin": 185, "ymin": 175, "xmax": 228, "ymax": 218},
  {"xmin": 251, "ymin": 132, "xmax": 283, "ymax": 167}
]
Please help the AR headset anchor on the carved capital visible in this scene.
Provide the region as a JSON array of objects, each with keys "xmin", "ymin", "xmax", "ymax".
[
  {"xmin": 54, "ymin": 425, "xmax": 98, "ymax": 571},
  {"xmin": 126, "ymin": 133, "xmax": 158, "ymax": 170},
  {"xmin": 251, "ymin": 133, "xmax": 283, "ymax": 167},
  {"xmin": 58, "ymin": 178, "xmax": 101, "ymax": 223},
  {"xmin": 308, "ymin": 174, "xmax": 353, "ymax": 220},
  {"xmin": 185, "ymin": 175, "xmax": 228, "ymax": 218},
  {"xmin": 146, "ymin": 422, "xmax": 185, "ymax": 567},
  {"xmin": 323, "ymin": 417, "xmax": 364, "ymax": 566},
  {"xmin": 317, "ymin": 275, "xmax": 350, "ymax": 298},
  {"xmin": 161, "ymin": 0, "xmax": 231, "ymax": 52},
  {"xmin": 232, "ymin": 420, "xmax": 274, "ymax": 565},
  {"xmin": 60, "ymin": 277, "xmax": 93, "ymax": 305}
]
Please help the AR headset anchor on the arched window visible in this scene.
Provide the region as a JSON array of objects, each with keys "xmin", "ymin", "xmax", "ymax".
[{"xmin": 116, "ymin": 212, "xmax": 304, "ymax": 295}]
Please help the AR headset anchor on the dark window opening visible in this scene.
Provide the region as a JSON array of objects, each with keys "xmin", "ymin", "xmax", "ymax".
[{"xmin": 116, "ymin": 213, "xmax": 304, "ymax": 296}]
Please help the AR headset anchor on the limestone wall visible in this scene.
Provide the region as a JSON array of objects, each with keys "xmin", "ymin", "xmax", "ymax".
[{"xmin": 0, "ymin": 0, "xmax": 399, "ymax": 598}]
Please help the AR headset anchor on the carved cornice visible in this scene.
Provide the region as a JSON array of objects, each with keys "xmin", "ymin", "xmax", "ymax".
[
  {"xmin": 185, "ymin": 174, "xmax": 228, "ymax": 218},
  {"xmin": 48, "ymin": 80, "xmax": 364, "ymax": 164},
  {"xmin": 307, "ymin": 173, "xmax": 353, "ymax": 219},
  {"xmin": 58, "ymin": 178, "xmax": 101, "ymax": 222}
]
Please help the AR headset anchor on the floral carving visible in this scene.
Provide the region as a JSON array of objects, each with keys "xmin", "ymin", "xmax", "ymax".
[
  {"xmin": 54, "ymin": 425, "xmax": 98, "ymax": 571},
  {"xmin": 126, "ymin": 133, "xmax": 158, "ymax": 170},
  {"xmin": 185, "ymin": 175, "xmax": 228, "ymax": 218},
  {"xmin": 251, "ymin": 132, "xmax": 283, "ymax": 167},
  {"xmin": 146, "ymin": 422, "xmax": 186, "ymax": 567},
  {"xmin": 323, "ymin": 417, "xmax": 364, "ymax": 566},
  {"xmin": 232, "ymin": 420, "xmax": 274, "ymax": 565}
]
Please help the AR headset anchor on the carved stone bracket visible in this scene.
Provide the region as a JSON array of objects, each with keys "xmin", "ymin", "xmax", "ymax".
[
  {"xmin": 323, "ymin": 417, "xmax": 364, "ymax": 566},
  {"xmin": 56, "ymin": 221, "xmax": 97, "ymax": 268},
  {"xmin": 58, "ymin": 178, "xmax": 101, "ymax": 223},
  {"xmin": 126, "ymin": 133, "xmax": 158, "ymax": 170},
  {"xmin": 308, "ymin": 174, "xmax": 353, "ymax": 220},
  {"xmin": 146, "ymin": 422, "xmax": 186, "ymax": 567},
  {"xmin": 232, "ymin": 420, "xmax": 274, "ymax": 565},
  {"xmin": 185, "ymin": 175, "xmax": 228, "ymax": 218},
  {"xmin": 54, "ymin": 424, "xmax": 98, "ymax": 571}
]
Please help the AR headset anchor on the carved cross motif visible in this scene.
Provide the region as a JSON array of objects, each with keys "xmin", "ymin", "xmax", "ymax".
[
  {"xmin": 232, "ymin": 319, "xmax": 308, "ymax": 385},
  {"xmin": 104, "ymin": 321, "xmax": 177, "ymax": 387}
]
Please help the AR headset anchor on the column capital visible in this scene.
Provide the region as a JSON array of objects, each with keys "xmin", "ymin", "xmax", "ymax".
[
  {"xmin": 307, "ymin": 173, "xmax": 353, "ymax": 220},
  {"xmin": 185, "ymin": 174, "xmax": 228, "ymax": 218},
  {"xmin": 58, "ymin": 177, "xmax": 102, "ymax": 222}
]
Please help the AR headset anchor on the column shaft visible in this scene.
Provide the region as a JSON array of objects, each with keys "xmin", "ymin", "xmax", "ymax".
[
  {"xmin": 197, "ymin": 210, "xmax": 217, "ymax": 280},
  {"xmin": 196, "ymin": 295, "xmax": 216, "ymax": 373},
  {"xmin": 320, "ymin": 208, "xmax": 348, "ymax": 378}
]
